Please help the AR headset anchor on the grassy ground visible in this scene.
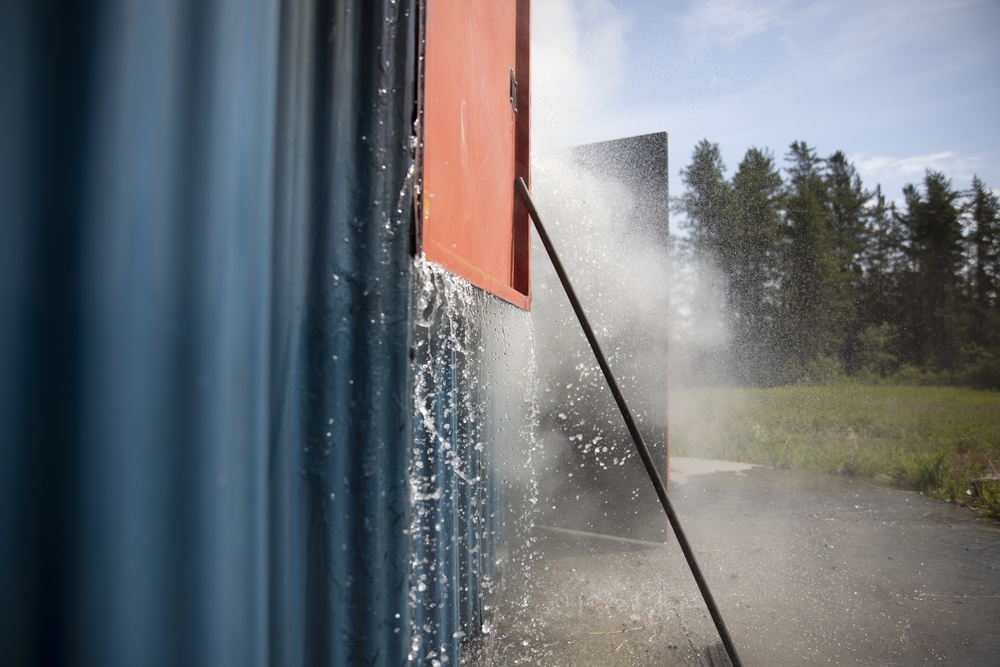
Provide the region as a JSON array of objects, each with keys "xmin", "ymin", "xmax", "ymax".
[{"xmin": 670, "ymin": 384, "xmax": 1000, "ymax": 519}]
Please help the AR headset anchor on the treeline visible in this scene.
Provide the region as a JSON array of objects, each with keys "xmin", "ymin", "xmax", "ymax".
[{"xmin": 675, "ymin": 139, "xmax": 1000, "ymax": 388}]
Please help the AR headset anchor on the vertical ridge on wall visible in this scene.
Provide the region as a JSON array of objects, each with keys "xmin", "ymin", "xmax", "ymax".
[
  {"xmin": 268, "ymin": 0, "xmax": 315, "ymax": 662},
  {"xmin": 325, "ymin": 4, "xmax": 415, "ymax": 662},
  {"xmin": 0, "ymin": 2, "xmax": 97, "ymax": 664},
  {"xmin": 411, "ymin": 287, "xmax": 464, "ymax": 665}
]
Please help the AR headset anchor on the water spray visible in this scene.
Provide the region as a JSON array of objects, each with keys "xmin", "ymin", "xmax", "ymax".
[{"xmin": 516, "ymin": 176, "xmax": 744, "ymax": 667}]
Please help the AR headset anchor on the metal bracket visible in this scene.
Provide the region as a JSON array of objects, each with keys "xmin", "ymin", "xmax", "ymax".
[{"xmin": 509, "ymin": 68, "xmax": 518, "ymax": 113}]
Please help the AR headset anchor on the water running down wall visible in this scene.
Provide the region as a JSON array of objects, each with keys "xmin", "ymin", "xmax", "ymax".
[{"xmin": 409, "ymin": 260, "xmax": 539, "ymax": 664}]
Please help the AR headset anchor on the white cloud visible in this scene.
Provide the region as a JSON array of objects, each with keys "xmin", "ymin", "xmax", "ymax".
[
  {"xmin": 681, "ymin": 0, "xmax": 785, "ymax": 45},
  {"xmin": 844, "ymin": 151, "xmax": 990, "ymax": 206},
  {"xmin": 853, "ymin": 151, "xmax": 985, "ymax": 183}
]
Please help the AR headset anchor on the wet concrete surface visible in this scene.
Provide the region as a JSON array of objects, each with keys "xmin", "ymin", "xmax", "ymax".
[{"xmin": 482, "ymin": 459, "xmax": 1000, "ymax": 666}]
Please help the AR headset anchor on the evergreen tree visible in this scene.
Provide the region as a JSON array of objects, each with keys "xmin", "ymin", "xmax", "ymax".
[
  {"xmin": 676, "ymin": 139, "xmax": 734, "ymax": 262},
  {"xmin": 860, "ymin": 185, "xmax": 905, "ymax": 324},
  {"xmin": 857, "ymin": 186, "xmax": 906, "ymax": 375},
  {"xmin": 896, "ymin": 170, "xmax": 965, "ymax": 369},
  {"xmin": 825, "ymin": 151, "xmax": 870, "ymax": 277},
  {"xmin": 966, "ymin": 175, "xmax": 1000, "ymax": 348},
  {"xmin": 780, "ymin": 141, "xmax": 842, "ymax": 369},
  {"xmin": 730, "ymin": 147, "xmax": 784, "ymax": 383},
  {"xmin": 824, "ymin": 151, "xmax": 871, "ymax": 371}
]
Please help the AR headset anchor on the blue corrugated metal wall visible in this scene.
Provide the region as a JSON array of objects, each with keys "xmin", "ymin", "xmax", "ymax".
[{"xmin": 1, "ymin": 1, "xmax": 421, "ymax": 665}]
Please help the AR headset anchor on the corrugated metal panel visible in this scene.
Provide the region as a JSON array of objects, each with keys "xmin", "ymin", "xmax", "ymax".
[
  {"xmin": 1, "ymin": 1, "xmax": 417, "ymax": 666},
  {"xmin": 269, "ymin": 1, "xmax": 416, "ymax": 665}
]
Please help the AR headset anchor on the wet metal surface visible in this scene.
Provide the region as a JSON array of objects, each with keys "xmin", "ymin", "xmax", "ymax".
[{"xmin": 485, "ymin": 461, "xmax": 1000, "ymax": 666}]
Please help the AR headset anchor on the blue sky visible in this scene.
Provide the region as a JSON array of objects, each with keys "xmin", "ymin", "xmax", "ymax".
[{"xmin": 533, "ymin": 0, "xmax": 1000, "ymax": 206}]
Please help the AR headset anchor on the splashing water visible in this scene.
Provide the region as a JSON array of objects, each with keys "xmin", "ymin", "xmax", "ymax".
[{"xmin": 407, "ymin": 258, "xmax": 541, "ymax": 664}]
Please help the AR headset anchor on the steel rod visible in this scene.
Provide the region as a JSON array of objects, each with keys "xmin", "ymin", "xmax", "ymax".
[{"xmin": 516, "ymin": 176, "xmax": 745, "ymax": 667}]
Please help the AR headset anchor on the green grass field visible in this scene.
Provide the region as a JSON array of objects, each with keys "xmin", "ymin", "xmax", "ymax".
[{"xmin": 670, "ymin": 384, "xmax": 1000, "ymax": 519}]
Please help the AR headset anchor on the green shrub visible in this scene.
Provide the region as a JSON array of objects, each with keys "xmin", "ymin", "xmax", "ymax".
[
  {"xmin": 980, "ymin": 482, "xmax": 1000, "ymax": 520},
  {"xmin": 796, "ymin": 355, "xmax": 845, "ymax": 385},
  {"xmin": 960, "ymin": 358, "xmax": 1000, "ymax": 391},
  {"xmin": 893, "ymin": 450, "xmax": 947, "ymax": 493},
  {"xmin": 857, "ymin": 323, "xmax": 898, "ymax": 377}
]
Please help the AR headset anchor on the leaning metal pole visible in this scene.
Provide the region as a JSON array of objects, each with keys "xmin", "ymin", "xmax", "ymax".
[{"xmin": 516, "ymin": 176, "xmax": 745, "ymax": 667}]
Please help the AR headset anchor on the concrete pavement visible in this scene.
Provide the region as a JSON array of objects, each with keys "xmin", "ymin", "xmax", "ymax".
[{"xmin": 480, "ymin": 459, "xmax": 1000, "ymax": 666}]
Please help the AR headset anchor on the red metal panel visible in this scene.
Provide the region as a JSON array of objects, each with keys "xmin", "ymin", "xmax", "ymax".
[{"xmin": 421, "ymin": 0, "xmax": 530, "ymax": 309}]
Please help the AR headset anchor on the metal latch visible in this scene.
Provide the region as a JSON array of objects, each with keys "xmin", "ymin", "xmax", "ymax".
[{"xmin": 509, "ymin": 68, "xmax": 518, "ymax": 113}]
